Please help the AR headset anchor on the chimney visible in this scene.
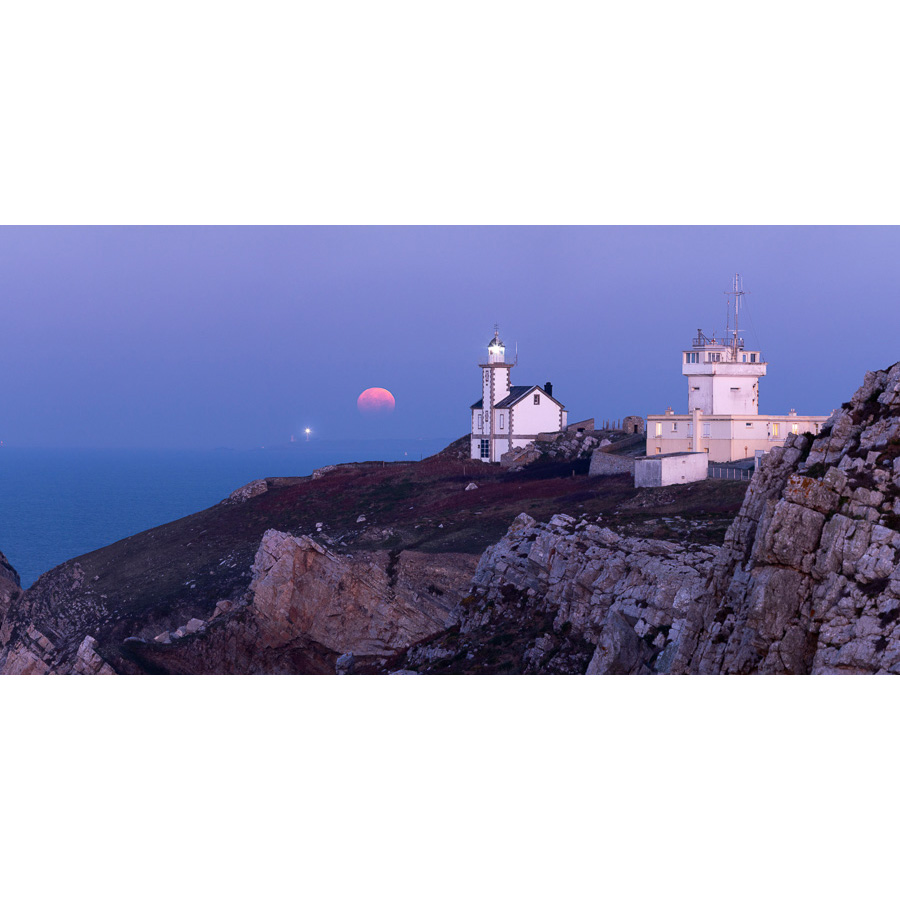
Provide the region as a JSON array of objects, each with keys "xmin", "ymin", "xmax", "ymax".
[{"xmin": 544, "ymin": 381, "xmax": 553, "ymax": 397}]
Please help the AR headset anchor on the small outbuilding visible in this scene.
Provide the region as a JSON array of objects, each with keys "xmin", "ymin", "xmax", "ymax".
[{"xmin": 634, "ymin": 451, "xmax": 708, "ymax": 488}]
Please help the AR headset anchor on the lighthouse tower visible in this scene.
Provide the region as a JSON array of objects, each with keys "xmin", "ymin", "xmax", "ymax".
[
  {"xmin": 683, "ymin": 274, "xmax": 767, "ymax": 416},
  {"xmin": 478, "ymin": 328, "xmax": 514, "ymax": 462}
]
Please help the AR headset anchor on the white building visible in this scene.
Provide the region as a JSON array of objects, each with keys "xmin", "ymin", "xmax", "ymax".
[
  {"xmin": 646, "ymin": 276, "xmax": 830, "ymax": 462},
  {"xmin": 470, "ymin": 329, "xmax": 567, "ymax": 462},
  {"xmin": 635, "ymin": 451, "xmax": 708, "ymax": 487}
]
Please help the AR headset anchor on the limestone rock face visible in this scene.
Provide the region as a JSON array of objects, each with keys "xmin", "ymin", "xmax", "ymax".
[
  {"xmin": 682, "ymin": 361, "xmax": 900, "ymax": 674},
  {"xmin": 402, "ymin": 512, "xmax": 717, "ymax": 674},
  {"xmin": 248, "ymin": 530, "xmax": 470, "ymax": 657},
  {"xmin": 73, "ymin": 636, "xmax": 116, "ymax": 675}
]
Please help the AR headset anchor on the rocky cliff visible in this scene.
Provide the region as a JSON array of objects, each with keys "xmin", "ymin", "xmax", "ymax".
[
  {"xmin": 12, "ymin": 356, "xmax": 899, "ymax": 677},
  {"xmin": 400, "ymin": 363, "xmax": 900, "ymax": 674}
]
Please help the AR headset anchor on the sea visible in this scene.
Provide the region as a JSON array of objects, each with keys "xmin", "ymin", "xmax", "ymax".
[{"xmin": 0, "ymin": 438, "xmax": 453, "ymax": 588}]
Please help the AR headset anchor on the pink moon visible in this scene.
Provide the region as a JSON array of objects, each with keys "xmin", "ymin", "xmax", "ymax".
[{"xmin": 357, "ymin": 387, "xmax": 396, "ymax": 415}]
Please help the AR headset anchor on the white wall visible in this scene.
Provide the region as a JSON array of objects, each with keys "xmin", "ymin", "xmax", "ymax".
[{"xmin": 510, "ymin": 389, "xmax": 564, "ymax": 436}]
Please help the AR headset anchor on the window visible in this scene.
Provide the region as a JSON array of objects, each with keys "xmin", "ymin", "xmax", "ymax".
[
  {"xmin": 702, "ymin": 423, "xmax": 710, "ymax": 437},
  {"xmin": 499, "ymin": 414, "xmax": 505, "ymax": 429},
  {"xmin": 791, "ymin": 424, "xmax": 799, "ymax": 435},
  {"xmin": 655, "ymin": 447, "xmax": 661, "ymax": 454},
  {"xmin": 477, "ymin": 414, "xmax": 483, "ymax": 429},
  {"xmin": 672, "ymin": 422, "xmax": 678, "ymax": 432},
  {"xmin": 731, "ymin": 387, "xmax": 740, "ymax": 391},
  {"xmin": 750, "ymin": 353, "xmax": 757, "ymax": 362},
  {"xmin": 480, "ymin": 439, "xmax": 490, "ymax": 458},
  {"xmin": 742, "ymin": 354, "xmax": 747, "ymax": 362},
  {"xmin": 745, "ymin": 422, "xmax": 752, "ymax": 428},
  {"xmin": 533, "ymin": 394, "xmax": 540, "ymax": 405},
  {"xmin": 692, "ymin": 386, "xmax": 700, "ymax": 391},
  {"xmin": 685, "ymin": 352, "xmax": 699, "ymax": 364},
  {"xmin": 772, "ymin": 423, "xmax": 780, "ymax": 437},
  {"xmin": 655, "ymin": 423, "xmax": 662, "ymax": 437},
  {"xmin": 707, "ymin": 352, "xmax": 721, "ymax": 362}
]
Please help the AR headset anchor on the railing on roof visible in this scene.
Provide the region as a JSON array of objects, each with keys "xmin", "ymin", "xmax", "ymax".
[{"xmin": 691, "ymin": 333, "xmax": 744, "ymax": 350}]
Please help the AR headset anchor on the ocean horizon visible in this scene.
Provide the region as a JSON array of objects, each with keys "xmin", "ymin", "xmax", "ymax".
[{"xmin": 0, "ymin": 438, "xmax": 454, "ymax": 588}]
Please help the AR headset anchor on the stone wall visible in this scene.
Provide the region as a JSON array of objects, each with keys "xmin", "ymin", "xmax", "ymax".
[{"xmin": 589, "ymin": 450, "xmax": 636, "ymax": 476}]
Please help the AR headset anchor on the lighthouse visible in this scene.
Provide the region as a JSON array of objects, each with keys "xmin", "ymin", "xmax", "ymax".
[{"xmin": 470, "ymin": 327, "xmax": 567, "ymax": 462}]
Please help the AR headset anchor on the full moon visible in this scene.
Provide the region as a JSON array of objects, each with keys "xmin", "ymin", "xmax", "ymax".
[{"xmin": 357, "ymin": 387, "xmax": 396, "ymax": 415}]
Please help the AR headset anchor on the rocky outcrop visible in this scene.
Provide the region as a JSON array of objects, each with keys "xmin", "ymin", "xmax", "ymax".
[
  {"xmin": 500, "ymin": 430, "xmax": 604, "ymax": 470},
  {"xmin": 120, "ymin": 533, "xmax": 476, "ymax": 674},
  {"xmin": 0, "ymin": 551, "xmax": 21, "ymax": 636},
  {"xmin": 227, "ymin": 479, "xmax": 268, "ymax": 502},
  {"xmin": 247, "ymin": 530, "xmax": 472, "ymax": 658},
  {"xmin": 680, "ymin": 363, "xmax": 900, "ymax": 673},
  {"xmin": 401, "ymin": 512, "xmax": 717, "ymax": 674},
  {"xmin": 0, "ymin": 524, "xmax": 478, "ymax": 674}
]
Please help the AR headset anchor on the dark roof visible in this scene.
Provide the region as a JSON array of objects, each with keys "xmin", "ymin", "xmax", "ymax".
[
  {"xmin": 495, "ymin": 385, "xmax": 537, "ymax": 408},
  {"xmin": 470, "ymin": 385, "xmax": 566, "ymax": 411}
]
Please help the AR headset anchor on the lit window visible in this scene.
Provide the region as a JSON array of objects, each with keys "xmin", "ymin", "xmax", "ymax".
[
  {"xmin": 791, "ymin": 424, "xmax": 799, "ymax": 434},
  {"xmin": 656, "ymin": 447, "xmax": 661, "ymax": 454},
  {"xmin": 480, "ymin": 439, "xmax": 490, "ymax": 458},
  {"xmin": 533, "ymin": 394, "xmax": 540, "ymax": 405},
  {"xmin": 655, "ymin": 423, "xmax": 662, "ymax": 437},
  {"xmin": 772, "ymin": 423, "xmax": 780, "ymax": 437}
]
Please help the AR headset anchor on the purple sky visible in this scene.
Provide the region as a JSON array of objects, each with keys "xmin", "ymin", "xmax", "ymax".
[{"xmin": 1, "ymin": 226, "xmax": 897, "ymax": 449}]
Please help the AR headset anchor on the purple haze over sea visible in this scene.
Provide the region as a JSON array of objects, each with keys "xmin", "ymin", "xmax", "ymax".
[{"xmin": 2, "ymin": 226, "xmax": 899, "ymax": 450}]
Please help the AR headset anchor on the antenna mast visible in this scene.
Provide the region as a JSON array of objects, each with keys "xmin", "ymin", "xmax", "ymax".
[{"xmin": 724, "ymin": 274, "xmax": 747, "ymax": 360}]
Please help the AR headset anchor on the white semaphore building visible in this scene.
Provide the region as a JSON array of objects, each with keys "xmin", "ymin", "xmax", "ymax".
[
  {"xmin": 470, "ymin": 328, "xmax": 567, "ymax": 462},
  {"xmin": 646, "ymin": 276, "xmax": 830, "ymax": 463}
]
